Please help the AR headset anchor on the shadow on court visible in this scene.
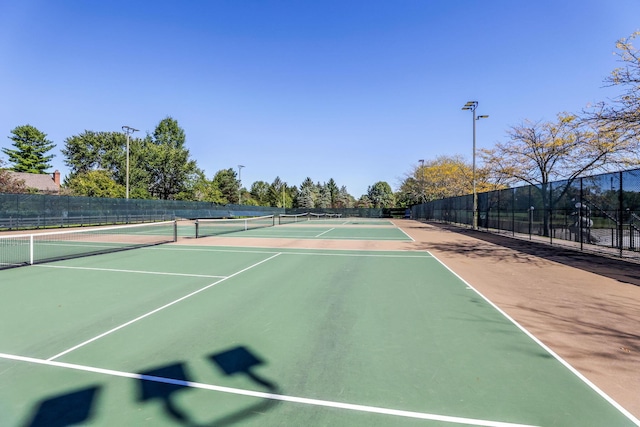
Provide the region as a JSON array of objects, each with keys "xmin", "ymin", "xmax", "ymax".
[
  {"xmin": 411, "ymin": 221, "xmax": 640, "ymax": 287},
  {"xmin": 23, "ymin": 345, "xmax": 279, "ymax": 427},
  {"xmin": 24, "ymin": 386, "xmax": 101, "ymax": 427}
]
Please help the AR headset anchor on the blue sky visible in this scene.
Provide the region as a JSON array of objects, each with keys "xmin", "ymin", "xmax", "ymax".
[{"xmin": 1, "ymin": 1, "xmax": 639, "ymax": 198}]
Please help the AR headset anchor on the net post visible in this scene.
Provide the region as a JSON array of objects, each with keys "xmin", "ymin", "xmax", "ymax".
[
  {"xmin": 173, "ymin": 220, "xmax": 178, "ymax": 242},
  {"xmin": 195, "ymin": 220, "xmax": 200, "ymax": 239},
  {"xmin": 29, "ymin": 234, "xmax": 34, "ymax": 265}
]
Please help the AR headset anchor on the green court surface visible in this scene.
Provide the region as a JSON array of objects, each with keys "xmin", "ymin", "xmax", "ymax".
[
  {"xmin": 186, "ymin": 219, "xmax": 412, "ymax": 241},
  {"xmin": 1, "ymin": 243, "xmax": 638, "ymax": 426},
  {"xmin": 224, "ymin": 225, "xmax": 413, "ymax": 240}
]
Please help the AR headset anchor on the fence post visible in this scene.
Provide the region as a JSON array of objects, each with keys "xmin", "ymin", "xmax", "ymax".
[
  {"xmin": 512, "ymin": 189, "xmax": 515, "ymax": 236},
  {"xmin": 579, "ymin": 178, "xmax": 583, "ymax": 251},
  {"xmin": 619, "ymin": 171, "xmax": 624, "ymax": 257},
  {"xmin": 549, "ymin": 181, "xmax": 553, "ymax": 245}
]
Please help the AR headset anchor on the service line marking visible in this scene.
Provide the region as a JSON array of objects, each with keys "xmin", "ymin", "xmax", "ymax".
[{"xmin": 45, "ymin": 253, "xmax": 282, "ymax": 361}]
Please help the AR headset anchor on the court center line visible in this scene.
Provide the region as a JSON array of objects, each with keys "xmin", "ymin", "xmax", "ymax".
[
  {"xmin": 35, "ymin": 264, "xmax": 225, "ymax": 278},
  {"xmin": 314, "ymin": 228, "xmax": 335, "ymax": 237},
  {"xmin": 46, "ymin": 253, "xmax": 282, "ymax": 361},
  {"xmin": 0, "ymin": 352, "xmax": 539, "ymax": 427}
]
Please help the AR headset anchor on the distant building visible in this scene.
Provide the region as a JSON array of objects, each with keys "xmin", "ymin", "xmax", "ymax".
[{"xmin": 6, "ymin": 170, "xmax": 61, "ymax": 194}]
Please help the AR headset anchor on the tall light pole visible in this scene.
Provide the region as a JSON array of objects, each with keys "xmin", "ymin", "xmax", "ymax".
[
  {"xmin": 122, "ymin": 126, "xmax": 139, "ymax": 199},
  {"xmin": 461, "ymin": 101, "xmax": 488, "ymax": 230},
  {"xmin": 418, "ymin": 159, "xmax": 425, "ymax": 203},
  {"xmin": 237, "ymin": 164, "xmax": 245, "ymax": 204}
]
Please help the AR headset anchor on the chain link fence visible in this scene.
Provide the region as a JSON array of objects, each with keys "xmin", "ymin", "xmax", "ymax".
[
  {"xmin": 0, "ymin": 194, "xmax": 284, "ymax": 230},
  {"xmin": 412, "ymin": 168, "xmax": 640, "ymax": 261},
  {"xmin": 0, "ymin": 193, "xmax": 389, "ymax": 231}
]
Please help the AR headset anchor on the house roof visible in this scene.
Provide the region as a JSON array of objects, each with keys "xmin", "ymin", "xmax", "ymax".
[{"xmin": 8, "ymin": 171, "xmax": 60, "ymax": 192}]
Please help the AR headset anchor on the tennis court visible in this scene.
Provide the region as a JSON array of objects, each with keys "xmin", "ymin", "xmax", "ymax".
[{"xmin": 0, "ymin": 218, "xmax": 638, "ymax": 426}]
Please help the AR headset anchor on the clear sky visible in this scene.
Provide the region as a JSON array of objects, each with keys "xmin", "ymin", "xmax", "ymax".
[{"xmin": 1, "ymin": 1, "xmax": 639, "ymax": 198}]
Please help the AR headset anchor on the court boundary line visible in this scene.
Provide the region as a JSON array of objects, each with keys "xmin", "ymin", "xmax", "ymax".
[
  {"xmin": 0, "ymin": 352, "xmax": 539, "ymax": 427},
  {"xmin": 428, "ymin": 251, "xmax": 640, "ymax": 426},
  {"xmin": 147, "ymin": 246, "xmax": 434, "ymax": 258},
  {"xmin": 227, "ymin": 234, "xmax": 411, "ymax": 241},
  {"xmin": 35, "ymin": 264, "xmax": 225, "ymax": 278},
  {"xmin": 45, "ymin": 253, "xmax": 283, "ymax": 361},
  {"xmin": 314, "ymin": 227, "xmax": 335, "ymax": 237}
]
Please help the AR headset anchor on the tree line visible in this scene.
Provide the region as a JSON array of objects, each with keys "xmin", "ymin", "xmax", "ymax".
[
  {"xmin": 0, "ymin": 117, "xmax": 396, "ymax": 208},
  {"xmin": 2, "ymin": 31, "xmax": 639, "ymax": 209}
]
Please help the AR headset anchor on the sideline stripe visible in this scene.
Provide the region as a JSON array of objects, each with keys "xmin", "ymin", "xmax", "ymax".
[
  {"xmin": 46, "ymin": 253, "xmax": 282, "ymax": 361},
  {"xmin": 397, "ymin": 227, "xmax": 415, "ymax": 241},
  {"xmin": 0, "ymin": 352, "xmax": 539, "ymax": 427},
  {"xmin": 35, "ymin": 264, "xmax": 225, "ymax": 278},
  {"xmin": 428, "ymin": 251, "xmax": 640, "ymax": 426}
]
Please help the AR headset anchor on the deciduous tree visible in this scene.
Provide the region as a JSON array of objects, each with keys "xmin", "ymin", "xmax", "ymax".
[
  {"xmin": 211, "ymin": 168, "xmax": 238, "ymax": 204},
  {"xmin": 65, "ymin": 170, "xmax": 125, "ymax": 198},
  {"xmin": 250, "ymin": 181, "xmax": 272, "ymax": 206},
  {"xmin": 146, "ymin": 117, "xmax": 199, "ymax": 200},
  {"xmin": 588, "ymin": 31, "xmax": 640, "ymax": 144},
  {"xmin": 0, "ymin": 160, "xmax": 27, "ymax": 193},
  {"xmin": 62, "ymin": 130, "xmax": 150, "ymax": 197},
  {"xmin": 480, "ymin": 113, "xmax": 636, "ymax": 235}
]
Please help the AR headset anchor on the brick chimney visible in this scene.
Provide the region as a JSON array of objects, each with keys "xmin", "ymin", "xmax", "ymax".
[{"xmin": 53, "ymin": 170, "xmax": 61, "ymax": 186}]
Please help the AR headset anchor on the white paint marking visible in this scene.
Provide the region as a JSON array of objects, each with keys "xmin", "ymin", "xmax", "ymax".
[
  {"xmin": 46, "ymin": 253, "xmax": 282, "ymax": 361},
  {"xmin": 314, "ymin": 228, "xmax": 335, "ymax": 237},
  {"xmin": 397, "ymin": 227, "xmax": 415, "ymax": 241},
  {"xmin": 35, "ymin": 264, "xmax": 225, "ymax": 278},
  {"xmin": 0, "ymin": 352, "xmax": 539, "ymax": 427},
  {"xmin": 148, "ymin": 246, "xmax": 434, "ymax": 258},
  {"xmin": 427, "ymin": 251, "xmax": 640, "ymax": 427}
]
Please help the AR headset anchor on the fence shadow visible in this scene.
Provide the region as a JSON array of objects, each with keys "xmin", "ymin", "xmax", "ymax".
[{"xmin": 418, "ymin": 222, "xmax": 640, "ymax": 287}]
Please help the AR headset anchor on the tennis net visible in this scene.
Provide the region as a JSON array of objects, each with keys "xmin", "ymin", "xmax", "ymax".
[
  {"xmin": 309, "ymin": 213, "xmax": 343, "ymax": 220},
  {"xmin": 0, "ymin": 220, "xmax": 177, "ymax": 270},
  {"xmin": 195, "ymin": 215, "xmax": 275, "ymax": 238},
  {"xmin": 278, "ymin": 213, "xmax": 309, "ymax": 224}
]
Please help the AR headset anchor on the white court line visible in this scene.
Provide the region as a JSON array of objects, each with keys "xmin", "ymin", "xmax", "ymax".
[
  {"xmin": 314, "ymin": 228, "xmax": 335, "ymax": 237},
  {"xmin": 35, "ymin": 264, "xmax": 225, "ymax": 278},
  {"xmin": 0, "ymin": 352, "xmax": 539, "ymax": 427},
  {"xmin": 397, "ymin": 227, "xmax": 415, "ymax": 241},
  {"xmin": 428, "ymin": 251, "xmax": 640, "ymax": 427},
  {"xmin": 148, "ymin": 246, "xmax": 434, "ymax": 258},
  {"xmin": 46, "ymin": 253, "xmax": 282, "ymax": 361}
]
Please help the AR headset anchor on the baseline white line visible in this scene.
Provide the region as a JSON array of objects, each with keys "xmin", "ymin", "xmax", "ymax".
[
  {"xmin": 0, "ymin": 352, "xmax": 539, "ymax": 427},
  {"xmin": 35, "ymin": 264, "xmax": 225, "ymax": 278},
  {"xmin": 148, "ymin": 246, "xmax": 434, "ymax": 258},
  {"xmin": 314, "ymin": 228, "xmax": 335, "ymax": 237},
  {"xmin": 46, "ymin": 253, "xmax": 282, "ymax": 361},
  {"xmin": 427, "ymin": 251, "xmax": 640, "ymax": 426}
]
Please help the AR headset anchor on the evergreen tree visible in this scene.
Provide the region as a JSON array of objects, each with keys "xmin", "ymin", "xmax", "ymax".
[
  {"xmin": 316, "ymin": 183, "xmax": 331, "ymax": 208},
  {"xmin": 3, "ymin": 125, "xmax": 55, "ymax": 173}
]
